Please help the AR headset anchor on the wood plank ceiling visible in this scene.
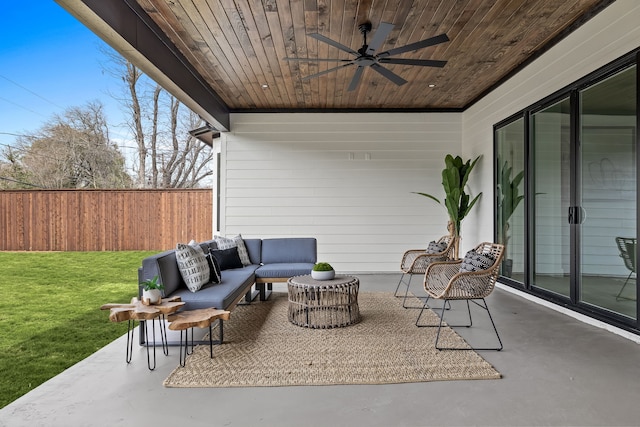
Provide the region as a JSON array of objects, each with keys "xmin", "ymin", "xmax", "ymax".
[{"xmin": 134, "ymin": 0, "xmax": 612, "ymax": 111}]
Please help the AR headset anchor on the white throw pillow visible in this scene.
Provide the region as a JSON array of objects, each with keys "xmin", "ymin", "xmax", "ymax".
[
  {"xmin": 214, "ymin": 234, "xmax": 251, "ymax": 266},
  {"xmin": 175, "ymin": 242, "xmax": 210, "ymax": 292}
]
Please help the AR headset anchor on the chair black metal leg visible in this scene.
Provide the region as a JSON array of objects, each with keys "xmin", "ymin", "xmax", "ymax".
[
  {"xmin": 434, "ymin": 300, "xmax": 448, "ymax": 348},
  {"xmin": 395, "ymin": 273, "xmax": 429, "ymax": 309},
  {"xmin": 435, "ymin": 298, "xmax": 503, "ymax": 351},
  {"xmin": 393, "ymin": 273, "xmax": 407, "ymax": 297},
  {"xmin": 616, "ymin": 272, "xmax": 635, "ymax": 300},
  {"xmin": 465, "ymin": 300, "xmax": 473, "ymax": 327},
  {"xmin": 482, "ymin": 299, "xmax": 503, "ymax": 351},
  {"xmin": 415, "ymin": 299, "xmax": 452, "ymax": 327},
  {"xmin": 415, "ymin": 296, "xmax": 431, "ymax": 326},
  {"xmin": 402, "ymin": 274, "xmax": 417, "ymax": 308}
]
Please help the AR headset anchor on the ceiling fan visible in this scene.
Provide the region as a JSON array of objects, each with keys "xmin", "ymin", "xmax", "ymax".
[{"xmin": 284, "ymin": 22, "xmax": 449, "ymax": 91}]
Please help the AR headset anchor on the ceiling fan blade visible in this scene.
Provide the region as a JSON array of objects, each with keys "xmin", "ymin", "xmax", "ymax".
[
  {"xmin": 378, "ymin": 33, "xmax": 449, "ymax": 58},
  {"xmin": 365, "ymin": 22, "xmax": 394, "ymax": 55},
  {"xmin": 347, "ymin": 66, "xmax": 365, "ymax": 92},
  {"xmin": 308, "ymin": 33, "xmax": 358, "ymax": 56},
  {"xmin": 301, "ymin": 62, "xmax": 354, "ymax": 81},
  {"xmin": 370, "ymin": 64, "xmax": 407, "ymax": 86},
  {"xmin": 284, "ymin": 57, "xmax": 353, "ymax": 63},
  {"xmin": 379, "ymin": 58, "xmax": 447, "ymax": 68}
]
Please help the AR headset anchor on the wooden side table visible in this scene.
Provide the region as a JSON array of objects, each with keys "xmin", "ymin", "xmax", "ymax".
[
  {"xmin": 100, "ymin": 296, "xmax": 185, "ymax": 370},
  {"xmin": 168, "ymin": 308, "xmax": 231, "ymax": 367}
]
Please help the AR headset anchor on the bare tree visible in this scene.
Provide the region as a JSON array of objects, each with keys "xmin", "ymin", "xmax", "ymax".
[{"xmin": 103, "ymin": 50, "xmax": 213, "ymax": 188}]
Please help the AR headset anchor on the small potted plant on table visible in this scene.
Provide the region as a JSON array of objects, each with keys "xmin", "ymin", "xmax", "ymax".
[
  {"xmin": 140, "ymin": 275, "xmax": 164, "ymax": 305},
  {"xmin": 311, "ymin": 262, "xmax": 335, "ymax": 280}
]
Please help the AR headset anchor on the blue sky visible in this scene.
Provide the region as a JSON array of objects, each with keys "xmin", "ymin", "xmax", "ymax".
[{"xmin": 0, "ymin": 2, "xmax": 131, "ymax": 154}]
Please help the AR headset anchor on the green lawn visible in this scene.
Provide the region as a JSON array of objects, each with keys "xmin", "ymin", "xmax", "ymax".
[{"xmin": 0, "ymin": 251, "xmax": 154, "ymax": 409}]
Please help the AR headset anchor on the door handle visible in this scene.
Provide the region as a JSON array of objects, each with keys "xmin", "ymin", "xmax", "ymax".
[{"xmin": 567, "ymin": 206, "xmax": 586, "ymax": 224}]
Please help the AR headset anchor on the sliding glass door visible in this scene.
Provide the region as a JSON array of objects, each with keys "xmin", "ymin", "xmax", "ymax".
[
  {"xmin": 495, "ymin": 59, "xmax": 638, "ymax": 328},
  {"xmin": 531, "ymin": 97, "xmax": 572, "ymax": 298},
  {"xmin": 578, "ymin": 66, "xmax": 636, "ymax": 319}
]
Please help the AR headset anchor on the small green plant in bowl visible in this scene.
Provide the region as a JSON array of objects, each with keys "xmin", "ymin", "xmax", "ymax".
[
  {"xmin": 140, "ymin": 275, "xmax": 164, "ymax": 305},
  {"xmin": 311, "ymin": 262, "xmax": 335, "ymax": 280},
  {"xmin": 313, "ymin": 262, "xmax": 334, "ymax": 271}
]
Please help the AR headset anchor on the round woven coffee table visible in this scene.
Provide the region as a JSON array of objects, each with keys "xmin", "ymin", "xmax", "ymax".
[{"xmin": 287, "ymin": 274, "xmax": 360, "ymax": 328}]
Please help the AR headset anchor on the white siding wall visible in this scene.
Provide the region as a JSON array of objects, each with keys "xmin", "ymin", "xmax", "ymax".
[
  {"xmin": 220, "ymin": 113, "xmax": 460, "ymax": 272},
  {"xmin": 461, "ymin": 0, "xmax": 640, "ymax": 254}
]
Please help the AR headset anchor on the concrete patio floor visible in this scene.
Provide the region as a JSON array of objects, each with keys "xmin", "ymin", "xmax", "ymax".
[{"xmin": 2, "ymin": 274, "xmax": 640, "ymax": 427}]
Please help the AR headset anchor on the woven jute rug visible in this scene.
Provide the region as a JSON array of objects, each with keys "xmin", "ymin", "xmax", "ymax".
[{"xmin": 163, "ymin": 292, "xmax": 501, "ymax": 387}]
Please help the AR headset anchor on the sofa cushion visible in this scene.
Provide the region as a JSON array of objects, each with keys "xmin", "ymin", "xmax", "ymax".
[
  {"xmin": 211, "ymin": 247, "xmax": 244, "ymax": 270},
  {"xmin": 175, "ymin": 243, "xmax": 210, "ymax": 292},
  {"xmin": 255, "ymin": 263, "xmax": 314, "ymax": 279},
  {"xmin": 214, "ymin": 234, "xmax": 251, "ymax": 266},
  {"xmin": 139, "ymin": 250, "xmax": 183, "ymax": 296},
  {"xmin": 170, "ymin": 266, "xmax": 257, "ymax": 310},
  {"xmin": 242, "ymin": 238, "xmax": 262, "ymax": 265},
  {"xmin": 261, "ymin": 238, "xmax": 317, "ymax": 264}
]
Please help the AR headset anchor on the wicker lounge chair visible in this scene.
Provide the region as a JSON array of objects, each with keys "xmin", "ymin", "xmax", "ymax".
[
  {"xmin": 394, "ymin": 234, "xmax": 455, "ymax": 308},
  {"xmin": 416, "ymin": 242, "xmax": 505, "ymax": 351}
]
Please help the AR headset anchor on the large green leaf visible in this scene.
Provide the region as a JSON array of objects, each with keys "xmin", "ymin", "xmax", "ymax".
[
  {"xmin": 413, "ymin": 154, "xmax": 482, "ymax": 239},
  {"xmin": 412, "ymin": 192, "xmax": 441, "ymax": 205}
]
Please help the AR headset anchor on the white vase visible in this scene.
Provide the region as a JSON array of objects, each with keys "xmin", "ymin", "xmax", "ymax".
[
  {"xmin": 311, "ymin": 270, "xmax": 335, "ymax": 280},
  {"xmin": 142, "ymin": 289, "xmax": 162, "ymax": 305}
]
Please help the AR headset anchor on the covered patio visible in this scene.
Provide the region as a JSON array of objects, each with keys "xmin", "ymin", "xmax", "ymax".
[
  {"xmin": 3, "ymin": 0, "xmax": 639, "ymax": 424},
  {"xmin": 2, "ymin": 275, "xmax": 640, "ymax": 426}
]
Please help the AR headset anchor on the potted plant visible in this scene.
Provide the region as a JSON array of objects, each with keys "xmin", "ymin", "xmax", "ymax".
[
  {"xmin": 140, "ymin": 275, "xmax": 164, "ymax": 305},
  {"xmin": 311, "ymin": 262, "xmax": 335, "ymax": 280},
  {"xmin": 413, "ymin": 154, "xmax": 482, "ymax": 259}
]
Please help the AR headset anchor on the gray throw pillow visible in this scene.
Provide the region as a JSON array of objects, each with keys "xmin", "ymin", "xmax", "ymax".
[
  {"xmin": 459, "ymin": 249, "xmax": 496, "ymax": 273},
  {"xmin": 214, "ymin": 234, "xmax": 251, "ymax": 266},
  {"xmin": 175, "ymin": 243, "xmax": 210, "ymax": 292},
  {"xmin": 426, "ymin": 240, "xmax": 448, "ymax": 254}
]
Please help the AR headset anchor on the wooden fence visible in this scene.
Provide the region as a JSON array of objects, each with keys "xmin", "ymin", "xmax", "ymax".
[{"xmin": 0, "ymin": 189, "xmax": 213, "ymax": 251}]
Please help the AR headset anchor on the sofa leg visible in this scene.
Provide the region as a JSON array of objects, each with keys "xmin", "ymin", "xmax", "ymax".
[
  {"xmin": 258, "ymin": 283, "xmax": 273, "ymax": 301},
  {"xmin": 243, "ymin": 286, "xmax": 261, "ymax": 304}
]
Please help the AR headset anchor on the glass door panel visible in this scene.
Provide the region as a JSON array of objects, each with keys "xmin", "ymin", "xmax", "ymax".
[
  {"xmin": 496, "ymin": 118, "xmax": 525, "ymax": 282},
  {"xmin": 579, "ymin": 66, "xmax": 637, "ymax": 319},
  {"xmin": 532, "ymin": 98, "xmax": 572, "ymax": 298}
]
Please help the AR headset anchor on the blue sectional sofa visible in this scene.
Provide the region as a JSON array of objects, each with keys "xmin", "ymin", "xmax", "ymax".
[{"xmin": 137, "ymin": 237, "xmax": 317, "ymax": 344}]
